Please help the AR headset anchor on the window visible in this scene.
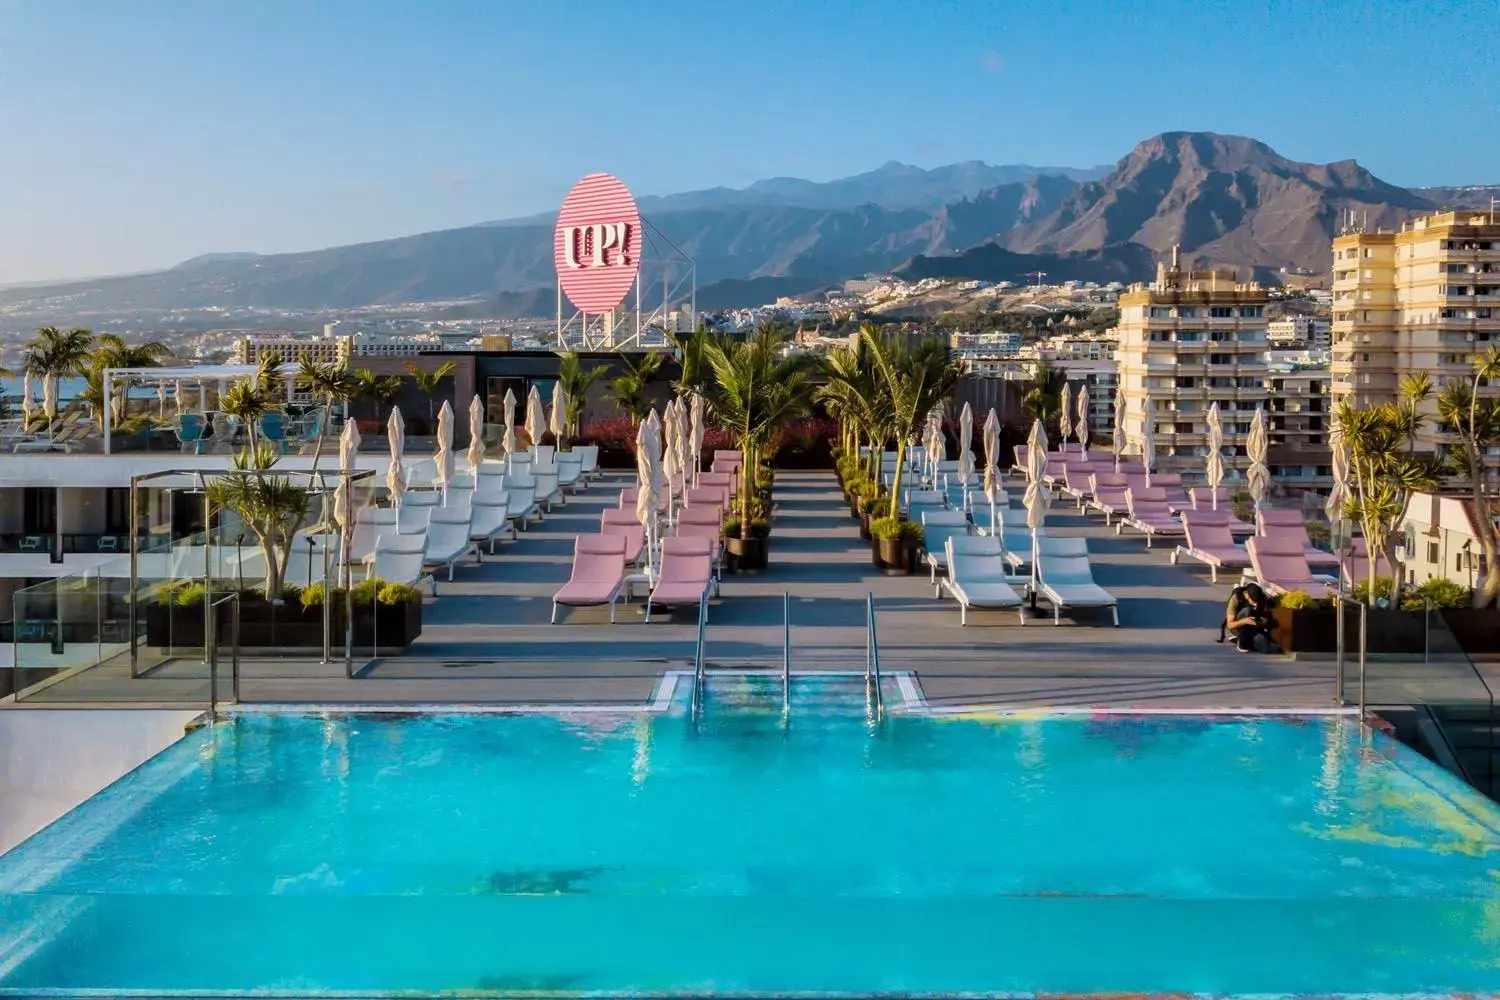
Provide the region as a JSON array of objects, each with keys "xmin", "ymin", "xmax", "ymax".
[
  {"xmin": 1240, "ymin": 305, "xmax": 1264, "ymax": 318},
  {"xmin": 1176, "ymin": 307, "xmax": 1198, "ymax": 318},
  {"xmin": 1174, "ymin": 422, "xmax": 1194, "ymax": 434},
  {"xmin": 1428, "ymin": 542, "xmax": 1440, "ymax": 565},
  {"xmin": 1209, "ymin": 306, "xmax": 1234, "ymax": 318},
  {"xmin": 1149, "ymin": 306, "xmax": 1171, "ymax": 318},
  {"xmin": 1208, "ymin": 353, "xmax": 1233, "ymax": 365},
  {"xmin": 1174, "ymin": 376, "xmax": 1198, "ymax": 388},
  {"xmin": 1177, "ymin": 331, "xmax": 1200, "ymax": 342},
  {"xmin": 1457, "ymin": 553, "xmax": 1464, "ymax": 573},
  {"xmin": 23, "ymin": 488, "xmax": 56, "ymax": 535},
  {"xmin": 104, "ymin": 488, "xmax": 132, "ymax": 534}
]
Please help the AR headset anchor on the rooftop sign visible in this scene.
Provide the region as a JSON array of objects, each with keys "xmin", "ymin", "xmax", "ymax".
[{"xmin": 554, "ymin": 172, "xmax": 642, "ymax": 314}]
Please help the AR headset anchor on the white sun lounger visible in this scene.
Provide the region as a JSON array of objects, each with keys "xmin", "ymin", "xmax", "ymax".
[
  {"xmin": 941, "ymin": 535, "xmax": 1025, "ymax": 625},
  {"xmin": 425, "ymin": 507, "xmax": 480, "ymax": 583},
  {"xmin": 920, "ymin": 509, "xmax": 971, "ymax": 584},
  {"xmin": 369, "ymin": 533, "xmax": 437, "ymax": 596},
  {"xmin": 469, "ymin": 495, "xmax": 516, "ymax": 554},
  {"xmin": 1035, "ymin": 553, "xmax": 1118, "ymax": 626}
]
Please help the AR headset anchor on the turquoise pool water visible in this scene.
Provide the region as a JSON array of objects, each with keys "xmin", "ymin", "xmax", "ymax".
[{"xmin": 2, "ymin": 677, "xmax": 1500, "ymax": 996}]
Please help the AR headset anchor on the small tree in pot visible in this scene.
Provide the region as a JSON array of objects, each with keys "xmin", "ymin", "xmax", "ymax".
[
  {"xmin": 863, "ymin": 328, "xmax": 961, "ymax": 527},
  {"xmin": 703, "ymin": 325, "xmax": 816, "ymax": 570}
]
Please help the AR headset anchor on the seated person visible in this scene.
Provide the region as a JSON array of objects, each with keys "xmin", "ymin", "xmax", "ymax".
[{"xmin": 1224, "ymin": 583, "xmax": 1277, "ymax": 653}]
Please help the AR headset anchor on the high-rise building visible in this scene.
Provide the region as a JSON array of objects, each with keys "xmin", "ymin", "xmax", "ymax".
[
  {"xmin": 233, "ymin": 333, "xmax": 351, "ymax": 367},
  {"xmin": 1267, "ymin": 315, "xmax": 1330, "ymax": 348},
  {"xmin": 1115, "ymin": 250, "xmax": 1270, "ymax": 479},
  {"xmin": 1331, "ymin": 210, "xmax": 1500, "ymax": 449}
]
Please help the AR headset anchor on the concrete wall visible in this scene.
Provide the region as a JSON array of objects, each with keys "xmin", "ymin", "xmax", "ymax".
[{"xmin": 0, "ymin": 709, "xmax": 200, "ymax": 857}]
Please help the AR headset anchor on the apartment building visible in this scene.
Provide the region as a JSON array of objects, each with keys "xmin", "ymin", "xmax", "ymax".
[
  {"xmin": 1115, "ymin": 251, "xmax": 1270, "ymax": 479},
  {"xmin": 1399, "ymin": 491, "xmax": 1495, "ymax": 587},
  {"xmin": 1267, "ymin": 315, "xmax": 1331, "ymax": 349},
  {"xmin": 1331, "ymin": 211, "xmax": 1500, "ymax": 449},
  {"xmin": 233, "ymin": 333, "xmax": 351, "ymax": 368},
  {"xmin": 1266, "ymin": 356, "xmax": 1332, "ymax": 489}
]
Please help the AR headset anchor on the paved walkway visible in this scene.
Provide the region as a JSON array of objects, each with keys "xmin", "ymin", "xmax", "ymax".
[{"xmin": 9, "ymin": 470, "xmax": 1358, "ymax": 711}]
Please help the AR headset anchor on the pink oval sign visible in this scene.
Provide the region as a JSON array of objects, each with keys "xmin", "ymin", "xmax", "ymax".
[{"xmin": 554, "ymin": 172, "xmax": 642, "ymax": 314}]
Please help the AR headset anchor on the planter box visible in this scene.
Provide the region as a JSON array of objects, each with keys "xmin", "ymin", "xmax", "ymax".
[
  {"xmin": 1271, "ymin": 606, "xmax": 1500, "ymax": 656},
  {"xmin": 145, "ymin": 596, "xmax": 423, "ymax": 652},
  {"xmin": 724, "ymin": 536, "xmax": 769, "ymax": 573}
]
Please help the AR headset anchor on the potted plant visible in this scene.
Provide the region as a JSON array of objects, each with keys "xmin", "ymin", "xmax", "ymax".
[
  {"xmin": 870, "ymin": 517, "xmax": 923, "ymax": 574},
  {"xmin": 721, "ymin": 515, "xmax": 771, "ymax": 572},
  {"xmin": 303, "ymin": 578, "xmax": 425, "ymax": 651},
  {"xmin": 1270, "ymin": 589, "xmax": 1336, "ymax": 654},
  {"xmin": 703, "ymin": 325, "xmax": 817, "ymax": 572},
  {"xmin": 861, "ymin": 325, "xmax": 960, "ymax": 529}
]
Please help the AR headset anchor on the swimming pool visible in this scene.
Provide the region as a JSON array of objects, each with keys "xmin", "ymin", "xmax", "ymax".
[{"xmin": 2, "ymin": 676, "xmax": 1499, "ymax": 996}]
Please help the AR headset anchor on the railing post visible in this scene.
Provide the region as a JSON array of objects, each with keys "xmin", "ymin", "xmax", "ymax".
[
  {"xmin": 207, "ymin": 597, "xmax": 218, "ymax": 721},
  {"xmin": 782, "ymin": 591, "xmax": 790, "ymax": 715},
  {"xmin": 1334, "ymin": 594, "xmax": 1346, "ymax": 706},
  {"xmin": 1358, "ymin": 601, "xmax": 1368, "ymax": 717},
  {"xmin": 231, "ymin": 593, "xmax": 241, "ymax": 704}
]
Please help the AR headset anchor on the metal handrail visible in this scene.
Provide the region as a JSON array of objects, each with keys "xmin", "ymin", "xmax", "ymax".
[
  {"xmin": 691, "ymin": 590, "xmax": 708, "ymax": 719},
  {"xmin": 1333, "ymin": 594, "xmax": 1367, "ymax": 713},
  {"xmin": 205, "ymin": 592, "xmax": 241, "ymax": 721},
  {"xmin": 866, "ymin": 592, "xmax": 884, "ymax": 720},
  {"xmin": 782, "ymin": 592, "xmax": 791, "ymax": 714}
]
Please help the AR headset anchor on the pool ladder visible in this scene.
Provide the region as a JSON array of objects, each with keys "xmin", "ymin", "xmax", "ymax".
[{"xmin": 866, "ymin": 592, "xmax": 884, "ymax": 721}]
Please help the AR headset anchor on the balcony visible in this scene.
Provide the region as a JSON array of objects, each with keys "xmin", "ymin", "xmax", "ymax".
[{"xmin": 0, "ymin": 533, "xmax": 144, "ymax": 557}]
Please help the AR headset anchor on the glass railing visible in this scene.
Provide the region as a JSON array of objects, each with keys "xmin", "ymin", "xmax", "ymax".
[{"xmin": 1343, "ymin": 595, "xmax": 1496, "ymax": 800}]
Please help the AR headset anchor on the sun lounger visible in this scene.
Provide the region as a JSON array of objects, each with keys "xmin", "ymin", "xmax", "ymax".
[
  {"xmin": 575, "ymin": 444, "xmax": 601, "ymax": 482},
  {"xmin": 686, "ymin": 486, "xmax": 729, "ymax": 509},
  {"xmin": 1171, "ymin": 509, "xmax": 1251, "ymax": 582},
  {"xmin": 1245, "ymin": 535, "xmax": 1337, "ymax": 596},
  {"xmin": 1256, "ymin": 509, "xmax": 1339, "ymax": 569},
  {"xmin": 505, "ymin": 451, "xmax": 532, "ymax": 475},
  {"xmin": 350, "ymin": 508, "xmax": 397, "ymax": 563},
  {"xmin": 531, "ymin": 467, "xmax": 562, "ymax": 511},
  {"xmin": 398, "ymin": 495, "xmax": 439, "ymax": 535},
  {"xmin": 369, "ymin": 533, "xmax": 437, "ymax": 596},
  {"xmin": 551, "ymin": 534, "xmax": 628, "ymax": 624},
  {"xmin": 557, "ymin": 453, "xmax": 584, "ymax": 493},
  {"xmin": 506, "ymin": 480, "xmax": 538, "ymax": 529},
  {"xmin": 673, "ymin": 520, "xmax": 724, "ymax": 581},
  {"xmin": 1120, "ymin": 487, "xmax": 1184, "ymax": 547},
  {"xmin": 1034, "ymin": 534, "xmax": 1089, "ymax": 559},
  {"xmin": 531, "ymin": 445, "xmax": 556, "ymax": 466},
  {"xmin": 1011, "ymin": 444, "xmax": 1029, "ymax": 478},
  {"xmin": 645, "ymin": 536, "xmax": 714, "ymax": 622},
  {"xmin": 1188, "ymin": 487, "xmax": 1254, "ymax": 533},
  {"xmin": 425, "ymin": 507, "xmax": 479, "ymax": 583},
  {"xmin": 600, "ymin": 509, "xmax": 648, "ymax": 565},
  {"xmin": 1035, "ymin": 553, "xmax": 1119, "ymax": 626},
  {"xmin": 469, "ymin": 495, "xmax": 515, "ymax": 554},
  {"xmin": 1343, "ymin": 537, "xmax": 1393, "ymax": 589},
  {"xmin": 711, "ymin": 450, "xmax": 742, "ymax": 474},
  {"xmin": 941, "ymin": 535, "xmax": 1025, "ymax": 625},
  {"xmin": 677, "ymin": 504, "xmax": 722, "ymax": 528},
  {"xmin": 1087, "ymin": 473, "xmax": 1130, "ymax": 525},
  {"xmin": 1041, "ymin": 459, "xmax": 1067, "ymax": 490},
  {"xmin": 1060, "ymin": 463, "xmax": 1094, "ymax": 509},
  {"xmin": 920, "ymin": 509, "xmax": 971, "ymax": 584}
]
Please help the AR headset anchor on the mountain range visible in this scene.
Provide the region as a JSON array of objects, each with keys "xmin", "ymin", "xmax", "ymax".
[{"xmin": 2, "ymin": 133, "xmax": 1494, "ymax": 319}]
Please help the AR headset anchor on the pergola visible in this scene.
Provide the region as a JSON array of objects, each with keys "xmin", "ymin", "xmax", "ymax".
[{"xmin": 102, "ymin": 363, "xmax": 298, "ymax": 454}]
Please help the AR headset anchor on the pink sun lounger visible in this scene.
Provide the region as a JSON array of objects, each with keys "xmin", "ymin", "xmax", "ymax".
[
  {"xmin": 1245, "ymin": 534, "xmax": 1336, "ymax": 596},
  {"xmin": 551, "ymin": 534, "xmax": 628, "ymax": 624},
  {"xmin": 645, "ymin": 536, "xmax": 714, "ymax": 622},
  {"xmin": 1172, "ymin": 509, "xmax": 1251, "ymax": 582}
]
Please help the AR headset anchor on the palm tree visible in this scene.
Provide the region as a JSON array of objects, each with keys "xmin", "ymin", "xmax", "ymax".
[
  {"xmin": 1337, "ymin": 397, "xmax": 1438, "ymax": 605},
  {"xmin": 703, "ymin": 326, "xmax": 817, "ymax": 539},
  {"xmin": 819, "ymin": 331, "xmax": 890, "ymax": 480},
  {"xmin": 21, "ymin": 326, "xmax": 95, "ymax": 427},
  {"xmin": 555, "ymin": 350, "xmax": 608, "ymax": 442},
  {"xmin": 1437, "ymin": 346, "xmax": 1500, "ymax": 607},
  {"xmin": 1022, "ymin": 358, "xmax": 1065, "ymax": 432},
  {"xmin": 297, "ymin": 359, "xmax": 359, "ymax": 469},
  {"xmin": 669, "ymin": 325, "xmax": 716, "ymax": 396},
  {"xmin": 608, "ymin": 351, "xmax": 665, "ymax": 425},
  {"xmin": 206, "ymin": 355, "xmax": 310, "ymax": 602},
  {"xmin": 402, "ymin": 360, "xmax": 457, "ymax": 429},
  {"xmin": 83, "ymin": 334, "xmax": 170, "ymax": 426},
  {"xmin": 1396, "ymin": 371, "xmax": 1434, "ymax": 456},
  {"xmin": 351, "ymin": 368, "xmax": 405, "ymax": 424},
  {"xmin": 862, "ymin": 328, "xmax": 961, "ymax": 520}
]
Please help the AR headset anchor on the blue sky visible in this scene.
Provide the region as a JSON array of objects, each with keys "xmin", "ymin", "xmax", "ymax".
[{"xmin": 1, "ymin": 0, "xmax": 1495, "ymax": 282}]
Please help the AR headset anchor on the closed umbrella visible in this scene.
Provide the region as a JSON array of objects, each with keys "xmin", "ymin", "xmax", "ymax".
[
  {"xmin": 982, "ymin": 408, "xmax": 1000, "ymax": 536},
  {"xmin": 433, "ymin": 400, "xmax": 454, "ymax": 498},
  {"xmin": 550, "ymin": 380, "xmax": 567, "ymax": 445},
  {"xmin": 466, "ymin": 394, "xmax": 485, "ymax": 472},
  {"xmin": 1246, "ymin": 406, "xmax": 1271, "ymax": 509},
  {"xmin": 1076, "ymin": 385, "xmax": 1090, "ymax": 452},
  {"xmin": 636, "ymin": 409, "xmax": 662, "ymax": 571},
  {"xmin": 386, "ymin": 406, "xmax": 406, "ymax": 507},
  {"xmin": 42, "ymin": 374, "xmax": 58, "ymax": 422},
  {"xmin": 502, "ymin": 388, "xmax": 517, "ymax": 458},
  {"xmin": 955, "ymin": 402, "xmax": 975, "ymax": 509},
  {"xmin": 1058, "ymin": 383, "xmax": 1072, "ymax": 448},
  {"xmin": 1112, "ymin": 389, "xmax": 1127, "ymax": 472},
  {"xmin": 157, "ymin": 384, "xmax": 167, "ymax": 421},
  {"xmin": 1205, "ymin": 402, "xmax": 1225, "ymax": 509},
  {"xmin": 690, "ymin": 392, "xmax": 705, "ymax": 488},
  {"xmin": 525, "ymin": 385, "xmax": 546, "ymax": 450},
  {"xmin": 1137, "ymin": 398, "xmax": 1156, "ymax": 487},
  {"xmin": 1023, "ymin": 419, "xmax": 1051, "ymax": 599},
  {"xmin": 174, "ymin": 380, "xmax": 184, "ymax": 417},
  {"xmin": 333, "ymin": 417, "xmax": 362, "ymax": 529},
  {"xmin": 675, "ymin": 398, "xmax": 691, "ymax": 496},
  {"xmin": 20, "ymin": 372, "xmax": 33, "ymax": 424},
  {"xmin": 661, "ymin": 401, "xmax": 680, "ymax": 488},
  {"xmin": 925, "ymin": 410, "xmax": 944, "ymax": 484},
  {"xmin": 110, "ymin": 380, "xmax": 126, "ymax": 426}
]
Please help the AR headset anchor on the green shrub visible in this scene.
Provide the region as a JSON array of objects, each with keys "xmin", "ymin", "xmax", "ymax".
[
  {"xmin": 870, "ymin": 516, "xmax": 923, "ymax": 544},
  {"xmin": 1350, "ymin": 575, "xmax": 1400, "ymax": 607},
  {"xmin": 377, "ymin": 582, "xmax": 423, "ymax": 605},
  {"xmin": 350, "ymin": 578, "xmax": 382, "ymax": 606},
  {"xmin": 1412, "ymin": 577, "xmax": 1472, "ymax": 610},
  {"xmin": 172, "ymin": 582, "xmax": 206, "ymax": 608},
  {"xmin": 722, "ymin": 518, "xmax": 771, "ymax": 540},
  {"xmin": 300, "ymin": 582, "xmax": 330, "ymax": 609},
  {"xmin": 1276, "ymin": 589, "xmax": 1327, "ymax": 611}
]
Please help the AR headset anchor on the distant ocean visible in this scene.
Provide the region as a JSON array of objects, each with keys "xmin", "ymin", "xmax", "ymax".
[{"xmin": 0, "ymin": 376, "xmax": 162, "ymax": 403}]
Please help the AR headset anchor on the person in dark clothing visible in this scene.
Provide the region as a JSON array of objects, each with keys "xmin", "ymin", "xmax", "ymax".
[{"xmin": 1224, "ymin": 583, "xmax": 1276, "ymax": 652}]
